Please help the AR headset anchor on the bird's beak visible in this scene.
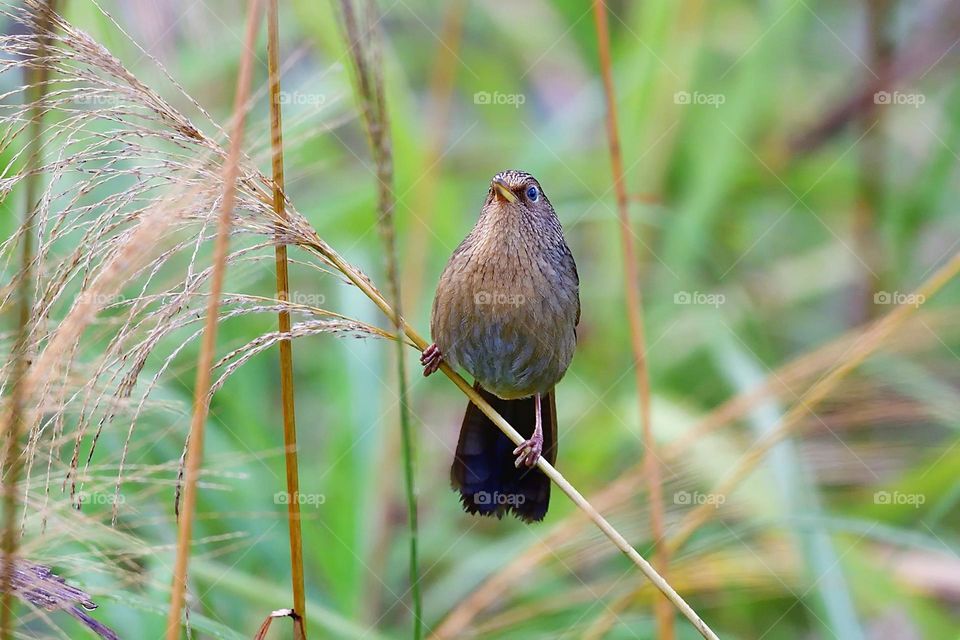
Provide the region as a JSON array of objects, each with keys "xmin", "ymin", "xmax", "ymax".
[{"xmin": 492, "ymin": 177, "xmax": 518, "ymax": 203}]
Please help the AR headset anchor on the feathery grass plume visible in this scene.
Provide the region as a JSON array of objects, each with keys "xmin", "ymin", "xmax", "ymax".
[
  {"xmin": 265, "ymin": 2, "xmax": 308, "ymax": 635},
  {"xmin": 0, "ymin": 0, "xmax": 373, "ymax": 524},
  {"xmin": 12, "ymin": 463, "xmax": 269, "ymax": 639},
  {"xmin": 591, "ymin": 2, "xmax": 671, "ymax": 638},
  {"xmin": 337, "ymin": 1, "xmax": 423, "ymax": 636},
  {"xmin": 0, "ymin": 1, "xmax": 388, "ymax": 634}
]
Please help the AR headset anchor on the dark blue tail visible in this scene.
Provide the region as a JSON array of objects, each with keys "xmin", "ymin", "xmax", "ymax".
[{"xmin": 450, "ymin": 383, "xmax": 556, "ymax": 522}]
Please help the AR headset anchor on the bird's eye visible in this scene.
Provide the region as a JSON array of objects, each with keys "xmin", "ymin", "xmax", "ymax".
[{"xmin": 525, "ymin": 185, "xmax": 539, "ymax": 201}]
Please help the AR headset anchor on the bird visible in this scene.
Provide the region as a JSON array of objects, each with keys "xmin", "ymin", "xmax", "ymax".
[{"xmin": 420, "ymin": 169, "xmax": 580, "ymax": 522}]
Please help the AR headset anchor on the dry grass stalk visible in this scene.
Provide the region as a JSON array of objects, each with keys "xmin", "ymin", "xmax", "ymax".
[
  {"xmin": 266, "ymin": 2, "xmax": 308, "ymax": 636},
  {"xmin": 591, "ymin": 1, "xmax": 672, "ymax": 638},
  {"xmin": 849, "ymin": 0, "xmax": 894, "ymax": 325},
  {"xmin": 164, "ymin": 0, "xmax": 265, "ymax": 636}
]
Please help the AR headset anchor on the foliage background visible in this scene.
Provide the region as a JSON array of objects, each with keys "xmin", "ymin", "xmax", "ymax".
[{"xmin": 3, "ymin": 0, "xmax": 960, "ymax": 638}]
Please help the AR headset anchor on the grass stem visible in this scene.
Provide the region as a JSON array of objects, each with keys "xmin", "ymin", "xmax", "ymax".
[
  {"xmin": 337, "ymin": 2, "xmax": 422, "ymax": 636},
  {"xmin": 164, "ymin": 1, "xmax": 264, "ymax": 636},
  {"xmin": 267, "ymin": 3, "xmax": 308, "ymax": 637},
  {"xmin": 591, "ymin": 2, "xmax": 672, "ymax": 638}
]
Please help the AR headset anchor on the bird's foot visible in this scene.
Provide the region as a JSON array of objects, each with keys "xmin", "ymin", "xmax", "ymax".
[
  {"xmin": 420, "ymin": 343, "xmax": 442, "ymax": 376},
  {"xmin": 513, "ymin": 434, "xmax": 543, "ymax": 468}
]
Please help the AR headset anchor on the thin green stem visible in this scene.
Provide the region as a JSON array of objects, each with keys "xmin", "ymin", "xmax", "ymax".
[{"xmin": 336, "ymin": 1, "xmax": 422, "ymax": 635}]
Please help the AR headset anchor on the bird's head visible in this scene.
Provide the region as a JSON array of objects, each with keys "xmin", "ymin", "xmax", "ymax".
[{"xmin": 483, "ymin": 169, "xmax": 555, "ymax": 221}]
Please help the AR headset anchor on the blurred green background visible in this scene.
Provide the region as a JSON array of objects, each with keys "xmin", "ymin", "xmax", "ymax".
[{"xmin": 4, "ymin": 0, "xmax": 960, "ymax": 638}]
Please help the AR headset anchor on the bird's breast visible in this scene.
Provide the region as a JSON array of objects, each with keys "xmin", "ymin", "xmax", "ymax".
[{"xmin": 430, "ymin": 238, "xmax": 578, "ymax": 399}]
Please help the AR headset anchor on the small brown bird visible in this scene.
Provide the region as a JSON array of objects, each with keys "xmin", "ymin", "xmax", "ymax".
[{"xmin": 421, "ymin": 170, "xmax": 580, "ymax": 522}]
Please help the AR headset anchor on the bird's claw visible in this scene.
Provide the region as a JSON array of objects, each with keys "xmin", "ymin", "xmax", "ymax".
[
  {"xmin": 513, "ymin": 436, "xmax": 542, "ymax": 468},
  {"xmin": 420, "ymin": 343, "xmax": 442, "ymax": 377}
]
